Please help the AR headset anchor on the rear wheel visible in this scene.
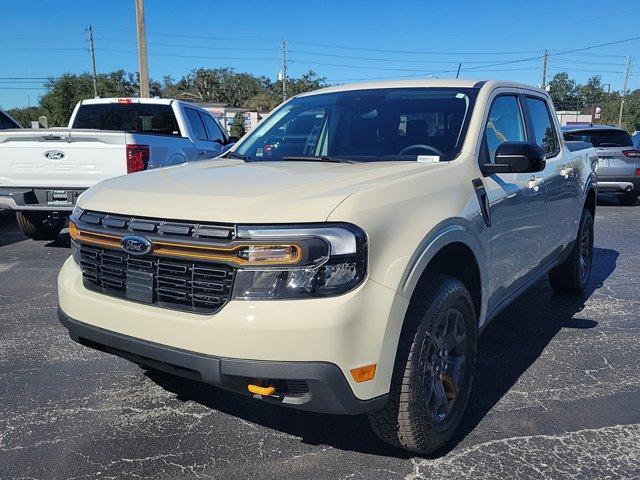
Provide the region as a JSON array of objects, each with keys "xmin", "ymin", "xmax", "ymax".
[
  {"xmin": 368, "ymin": 274, "xmax": 477, "ymax": 454},
  {"xmin": 618, "ymin": 191, "xmax": 639, "ymax": 206},
  {"xmin": 548, "ymin": 208, "xmax": 593, "ymax": 293},
  {"xmin": 15, "ymin": 211, "xmax": 66, "ymax": 240}
]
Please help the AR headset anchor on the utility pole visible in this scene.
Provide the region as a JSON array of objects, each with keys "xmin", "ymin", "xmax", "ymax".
[
  {"xmin": 86, "ymin": 25, "xmax": 98, "ymax": 98},
  {"xmin": 541, "ymin": 50, "xmax": 549, "ymax": 90},
  {"xmin": 280, "ymin": 39, "xmax": 287, "ymax": 102},
  {"xmin": 618, "ymin": 56, "xmax": 633, "ymax": 127},
  {"xmin": 135, "ymin": 0, "xmax": 150, "ymax": 98}
]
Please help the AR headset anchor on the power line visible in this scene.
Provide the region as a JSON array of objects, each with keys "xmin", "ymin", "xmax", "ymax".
[
  {"xmin": 93, "ymin": 25, "xmax": 279, "ymax": 43},
  {"xmin": 288, "ymin": 40, "xmax": 540, "ymax": 55},
  {"xmin": 95, "ymin": 38, "xmax": 278, "ymax": 52},
  {"xmin": 550, "ymin": 58, "xmax": 628, "ymax": 66},
  {"xmin": 2, "ymin": 48, "xmax": 85, "ymax": 51},
  {"xmin": 100, "ymin": 48, "xmax": 276, "ymax": 62},
  {"xmin": 547, "ymin": 66, "xmax": 624, "ymax": 74}
]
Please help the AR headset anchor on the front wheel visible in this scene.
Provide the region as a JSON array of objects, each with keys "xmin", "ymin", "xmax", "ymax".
[
  {"xmin": 368, "ymin": 274, "xmax": 477, "ymax": 454},
  {"xmin": 548, "ymin": 208, "xmax": 594, "ymax": 293},
  {"xmin": 618, "ymin": 191, "xmax": 639, "ymax": 206},
  {"xmin": 15, "ymin": 211, "xmax": 66, "ymax": 240}
]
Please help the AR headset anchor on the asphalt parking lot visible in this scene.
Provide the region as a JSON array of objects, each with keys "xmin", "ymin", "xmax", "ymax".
[{"xmin": 1, "ymin": 199, "xmax": 639, "ymax": 480}]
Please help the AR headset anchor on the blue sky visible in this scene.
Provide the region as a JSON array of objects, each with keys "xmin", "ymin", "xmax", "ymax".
[{"xmin": 1, "ymin": 0, "xmax": 639, "ymax": 109}]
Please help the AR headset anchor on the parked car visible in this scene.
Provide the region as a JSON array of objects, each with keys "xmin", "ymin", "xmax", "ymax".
[
  {"xmin": 0, "ymin": 109, "xmax": 21, "ymax": 129},
  {"xmin": 632, "ymin": 131, "xmax": 640, "ymax": 149},
  {"xmin": 0, "ymin": 98, "xmax": 235, "ymax": 239},
  {"xmin": 58, "ymin": 80, "xmax": 597, "ymax": 454},
  {"xmin": 563, "ymin": 125, "xmax": 640, "ymax": 205}
]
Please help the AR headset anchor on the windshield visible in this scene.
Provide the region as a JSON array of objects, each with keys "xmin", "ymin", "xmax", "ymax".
[
  {"xmin": 234, "ymin": 87, "xmax": 477, "ymax": 162},
  {"xmin": 564, "ymin": 129, "xmax": 633, "ymax": 147}
]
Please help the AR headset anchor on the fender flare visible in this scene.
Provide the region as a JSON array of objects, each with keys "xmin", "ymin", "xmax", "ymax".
[{"xmin": 398, "ymin": 217, "xmax": 488, "ymax": 321}]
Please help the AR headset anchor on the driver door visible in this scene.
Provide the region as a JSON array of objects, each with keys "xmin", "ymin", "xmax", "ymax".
[{"xmin": 480, "ymin": 92, "xmax": 546, "ymax": 313}]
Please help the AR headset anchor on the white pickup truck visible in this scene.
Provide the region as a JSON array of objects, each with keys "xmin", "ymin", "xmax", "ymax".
[{"xmin": 0, "ymin": 98, "xmax": 235, "ymax": 239}]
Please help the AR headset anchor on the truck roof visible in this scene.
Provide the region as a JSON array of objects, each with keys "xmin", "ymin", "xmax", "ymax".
[
  {"xmin": 562, "ymin": 124, "xmax": 627, "ymax": 132},
  {"xmin": 79, "ymin": 97, "xmax": 176, "ymax": 106},
  {"xmin": 297, "ymin": 79, "xmax": 548, "ymax": 97}
]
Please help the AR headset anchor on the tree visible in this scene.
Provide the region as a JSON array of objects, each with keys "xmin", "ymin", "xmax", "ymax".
[
  {"xmin": 549, "ymin": 72, "xmax": 578, "ymax": 110},
  {"xmin": 229, "ymin": 111, "xmax": 246, "ymax": 139},
  {"xmin": 37, "ymin": 70, "xmax": 142, "ymax": 126},
  {"xmin": 578, "ymin": 75, "xmax": 606, "ymax": 112},
  {"xmin": 244, "ymin": 91, "xmax": 280, "ymax": 112},
  {"xmin": 600, "ymin": 89, "xmax": 640, "ymax": 131},
  {"xmin": 6, "ymin": 106, "xmax": 48, "ymax": 128}
]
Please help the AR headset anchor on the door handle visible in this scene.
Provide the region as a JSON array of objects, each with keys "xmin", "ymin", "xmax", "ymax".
[
  {"xmin": 560, "ymin": 165, "xmax": 573, "ymax": 178},
  {"xmin": 528, "ymin": 175, "xmax": 543, "ymax": 192}
]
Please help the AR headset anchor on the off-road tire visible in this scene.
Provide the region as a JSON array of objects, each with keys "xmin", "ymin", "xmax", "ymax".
[
  {"xmin": 368, "ymin": 274, "xmax": 477, "ymax": 454},
  {"xmin": 15, "ymin": 211, "xmax": 65, "ymax": 240},
  {"xmin": 548, "ymin": 208, "xmax": 594, "ymax": 293},
  {"xmin": 618, "ymin": 191, "xmax": 639, "ymax": 206}
]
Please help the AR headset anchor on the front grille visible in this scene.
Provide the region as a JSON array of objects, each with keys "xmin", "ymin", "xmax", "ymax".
[
  {"xmin": 80, "ymin": 244, "xmax": 235, "ymax": 314},
  {"xmin": 79, "ymin": 210, "xmax": 235, "ymax": 240}
]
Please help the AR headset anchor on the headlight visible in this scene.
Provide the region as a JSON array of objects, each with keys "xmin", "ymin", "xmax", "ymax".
[
  {"xmin": 69, "ymin": 206, "xmax": 84, "ymax": 266},
  {"xmin": 232, "ymin": 223, "xmax": 367, "ymax": 299}
]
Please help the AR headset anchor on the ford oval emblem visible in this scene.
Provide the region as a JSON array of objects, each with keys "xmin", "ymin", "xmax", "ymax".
[
  {"xmin": 44, "ymin": 150, "xmax": 65, "ymax": 160},
  {"xmin": 121, "ymin": 236, "xmax": 152, "ymax": 256}
]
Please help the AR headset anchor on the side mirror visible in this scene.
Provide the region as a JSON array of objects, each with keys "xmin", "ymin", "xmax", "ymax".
[
  {"xmin": 227, "ymin": 135, "xmax": 240, "ymax": 143},
  {"xmin": 482, "ymin": 142, "xmax": 546, "ymax": 174},
  {"xmin": 220, "ymin": 143, "xmax": 234, "ymax": 155}
]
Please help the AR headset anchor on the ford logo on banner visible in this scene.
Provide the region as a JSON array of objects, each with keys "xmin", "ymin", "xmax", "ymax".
[
  {"xmin": 44, "ymin": 150, "xmax": 65, "ymax": 160},
  {"xmin": 121, "ymin": 236, "xmax": 152, "ymax": 256}
]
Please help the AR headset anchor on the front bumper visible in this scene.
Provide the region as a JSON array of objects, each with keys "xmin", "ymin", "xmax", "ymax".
[
  {"xmin": 58, "ymin": 308, "xmax": 387, "ymax": 415},
  {"xmin": 58, "ymin": 258, "xmax": 408, "ymax": 412}
]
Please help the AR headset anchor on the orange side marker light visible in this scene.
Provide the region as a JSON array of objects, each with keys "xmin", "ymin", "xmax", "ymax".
[{"xmin": 351, "ymin": 364, "xmax": 377, "ymax": 383}]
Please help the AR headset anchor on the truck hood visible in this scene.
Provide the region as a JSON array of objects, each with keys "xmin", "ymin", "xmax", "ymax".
[{"xmin": 78, "ymin": 159, "xmax": 437, "ymax": 223}]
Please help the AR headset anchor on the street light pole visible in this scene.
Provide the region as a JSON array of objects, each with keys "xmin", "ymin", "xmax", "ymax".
[
  {"xmin": 280, "ymin": 39, "xmax": 287, "ymax": 102},
  {"xmin": 86, "ymin": 25, "xmax": 98, "ymax": 98},
  {"xmin": 618, "ymin": 56, "xmax": 632, "ymax": 127},
  {"xmin": 135, "ymin": 0, "xmax": 150, "ymax": 98}
]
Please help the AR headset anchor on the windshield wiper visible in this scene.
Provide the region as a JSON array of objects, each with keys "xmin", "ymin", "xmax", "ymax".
[
  {"xmin": 282, "ymin": 155, "xmax": 355, "ymax": 164},
  {"xmin": 225, "ymin": 151, "xmax": 250, "ymax": 160}
]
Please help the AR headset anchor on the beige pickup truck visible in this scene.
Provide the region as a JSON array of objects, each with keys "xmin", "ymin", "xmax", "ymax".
[{"xmin": 58, "ymin": 79, "xmax": 597, "ymax": 454}]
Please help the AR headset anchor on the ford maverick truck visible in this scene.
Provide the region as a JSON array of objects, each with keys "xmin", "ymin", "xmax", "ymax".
[{"xmin": 58, "ymin": 80, "xmax": 597, "ymax": 454}]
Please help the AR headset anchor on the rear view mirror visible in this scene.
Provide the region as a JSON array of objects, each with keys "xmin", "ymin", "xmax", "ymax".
[{"xmin": 482, "ymin": 142, "xmax": 546, "ymax": 174}]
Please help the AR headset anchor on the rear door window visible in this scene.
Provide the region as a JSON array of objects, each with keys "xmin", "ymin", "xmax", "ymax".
[
  {"xmin": 72, "ymin": 103, "xmax": 181, "ymax": 136},
  {"xmin": 525, "ymin": 97, "xmax": 558, "ymax": 156},
  {"xmin": 484, "ymin": 95, "xmax": 526, "ymax": 163},
  {"xmin": 185, "ymin": 108, "xmax": 208, "ymax": 141},
  {"xmin": 564, "ymin": 129, "xmax": 633, "ymax": 147}
]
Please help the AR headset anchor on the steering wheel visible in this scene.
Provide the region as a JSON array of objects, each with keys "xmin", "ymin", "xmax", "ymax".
[{"xmin": 398, "ymin": 144, "xmax": 444, "ymax": 157}]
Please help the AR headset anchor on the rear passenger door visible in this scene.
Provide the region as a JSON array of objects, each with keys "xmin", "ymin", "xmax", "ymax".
[
  {"xmin": 524, "ymin": 95, "xmax": 575, "ymax": 253},
  {"xmin": 184, "ymin": 108, "xmax": 223, "ymax": 160},
  {"xmin": 481, "ymin": 92, "xmax": 546, "ymax": 312}
]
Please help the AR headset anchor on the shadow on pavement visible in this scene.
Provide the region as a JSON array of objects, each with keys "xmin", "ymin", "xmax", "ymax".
[
  {"xmin": 146, "ymin": 247, "xmax": 618, "ymax": 459},
  {"xmin": 45, "ymin": 232, "xmax": 71, "ymax": 249},
  {"xmin": 0, "ymin": 211, "xmax": 26, "ymax": 247}
]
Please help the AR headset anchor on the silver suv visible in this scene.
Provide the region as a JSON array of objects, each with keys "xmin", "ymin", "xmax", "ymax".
[{"xmin": 564, "ymin": 125, "xmax": 640, "ymax": 205}]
